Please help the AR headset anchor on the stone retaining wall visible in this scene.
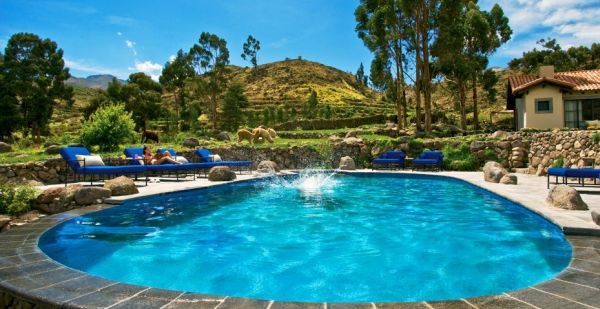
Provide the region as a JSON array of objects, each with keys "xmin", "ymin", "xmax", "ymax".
[{"xmin": 528, "ymin": 131, "xmax": 600, "ymax": 175}]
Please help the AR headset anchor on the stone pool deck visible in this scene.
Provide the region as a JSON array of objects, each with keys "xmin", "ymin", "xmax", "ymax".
[{"xmin": 1, "ymin": 170, "xmax": 599, "ymax": 308}]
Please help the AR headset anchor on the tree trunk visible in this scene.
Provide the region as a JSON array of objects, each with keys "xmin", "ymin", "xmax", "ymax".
[
  {"xmin": 414, "ymin": 12, "xmax": 423, "ymax": 132},
  {"xmin": 472, "ymin": 75, "xmax": 479, "ymax": 131},
  {"xmin": 394, "ymin": 44, "xmax": 405, "ymax": 130},
  {"xmin": 421, "ymin": 0, "xmax": 432, "ymax": 132},
  {"xmin": 459, "ymin": 80, "xmax": 467, "ymax": 131}
]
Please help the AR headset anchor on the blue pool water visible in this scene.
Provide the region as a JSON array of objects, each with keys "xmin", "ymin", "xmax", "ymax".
[{"xmin": 39, "ymin": 173, "xmax": 572, "ymax": 303}]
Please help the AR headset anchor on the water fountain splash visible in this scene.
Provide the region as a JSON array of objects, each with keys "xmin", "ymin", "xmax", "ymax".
[{"xmin": 266, "ymin": 169, "xmax": 340, "ymax": 201}]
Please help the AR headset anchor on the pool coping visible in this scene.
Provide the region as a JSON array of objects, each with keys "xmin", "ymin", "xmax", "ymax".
[{"xmin": 1, "ymin": 172, "xmax": 600, "ymax": 308}]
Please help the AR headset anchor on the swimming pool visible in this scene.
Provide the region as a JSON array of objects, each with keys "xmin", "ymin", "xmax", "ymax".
[{"xmin": 39, "ymin": 172, "xmax": 572, "ymax": 303}]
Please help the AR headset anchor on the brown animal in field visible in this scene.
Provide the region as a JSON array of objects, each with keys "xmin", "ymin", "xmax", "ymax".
[
  {"xmin": 267, "ymin": 128, "xmax": 277, "ymax": 139},
  {"xmin": 237, "ymin": 129, "xmax": 254, "ymax": 143},
  {"xmin": 252, "ymin": 127, "xmax": 274, "ymax": 143},
  {"xmin": 141, "ymin": 130, "xmax": 160, "ymax": 143}
]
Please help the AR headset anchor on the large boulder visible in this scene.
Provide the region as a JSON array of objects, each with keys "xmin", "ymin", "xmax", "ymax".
[
  {"xmin": 182, "ymin": 137, "xmax": 200, "ymax": 148},
  {"xmin": 345, "ymin": 130, "xmax": 359, "ymax": 138},
  {"xmin": 45, "ymin": 145, "xmax": 61, "ymax": 154},
  {"xmin": 35, "ymin": 184, "xmax": 81, "ymax": 214},
  {"xmin": 490, "ymin": 130, "xmax": 508, "ymax": 139},
  {"xmin": 0, "ymin": 142, "xmax": 12, "ymax": 153},
  {"xmin": 104, "ymin": 176, "xmax": 139, "ymax": 196},
  {"xmin": 546, "ymin": 185, "xmax": 588, "ymax": 210},
  {"xmin": 592, "ymin": 211, "xmax": 600, "ymax": 226},
  {"xmin": 483, "ymin": 161, "xmax": 508, "ymax": 183},
  {"xmin": 500, "ymin": 174, "xmax": 518, "ymax": 185},
  {"xmin": 208, "ymin": 166, "xmax": 237, "ymax": 181},
  {"xmin": 339, "ymin": 156, "xmax": 356, "ymax": 170},
  {"xmin": 257, "ymin": 161, "xmax": 279, "ymax": 173},
  {"xmin": 74, "ymin": 187, "xmax": 111, "ymax": 205},
  {"xmin": 0, "ymin": 215, "xmax": 10, "ymax": 231},
  {"xmin": 216, "ymin": 131, "xmax": 230, "ymax": 141}
]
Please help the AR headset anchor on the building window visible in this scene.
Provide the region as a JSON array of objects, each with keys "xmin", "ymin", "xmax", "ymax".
[{"xmin": 535, "ymin": 98, "xmax": 553, "ymax": 113}]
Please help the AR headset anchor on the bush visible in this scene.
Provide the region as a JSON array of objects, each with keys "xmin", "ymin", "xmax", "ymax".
[
  {"xmin": 442, "ymin": 143, "xmax": 480, "ymax": 171},
  {"xmin": 551, "ymin": 156, "xmax": 564, "ymax": 168},
  {"xmin": 0, "ymin": 183, "xmax": 39, "ymax": 215},
  {"xmin": 592, "ymin": 132, "xmax": 600, "ymax": 144},
  {"xmin": 80, "ymin": 104, "xmax": 136, "ymax": 151}
]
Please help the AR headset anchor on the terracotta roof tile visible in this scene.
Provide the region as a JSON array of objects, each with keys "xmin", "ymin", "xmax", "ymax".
[{"xmin": 509, "ymin": 69, "xmax": 600, "ymax": 94}]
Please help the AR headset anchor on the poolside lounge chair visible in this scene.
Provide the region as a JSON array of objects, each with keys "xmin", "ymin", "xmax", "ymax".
[
  {"xmin": 412, "ymin": 151, "xmax": 444, "ymax": 171},
  {"xmin": 195, "ymin": 148, "xmax": 253, "ymax": 174},
  {"xmin": 372, "ymin": 150, "xmax": 406, "ymax": 170},
  {"xmin": 60, "ymin": 147, "xmax": 147, "ymax": 186},
  {"xmin": 547, "ymin": 167, "xmax": 600, "ymax": 189},
  {"xmin": 123, "ymin": 148, "xmax": 217, "ymax": 179}
]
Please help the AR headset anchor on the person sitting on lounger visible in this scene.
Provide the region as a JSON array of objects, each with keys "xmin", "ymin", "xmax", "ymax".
[{"xmin": 143, "ymin": 145, "xmax": 180, "ymax": 165}]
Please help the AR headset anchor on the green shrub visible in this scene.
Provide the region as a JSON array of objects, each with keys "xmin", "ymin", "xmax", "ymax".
[
  {"xmin": 441, "ymin": 143, "xmax": 480, "ymax": 171},
  {"xmin": 483, "ymin": 148, "xmax": 498, "ymax": 162},
  {"xmin": 80, "ymin": 104, "xmax": 136, "ymax": 151},
  {"xmin": 592, "ymin": 132, "xmax": 600, "ymax": 144},
  {"xmin": 551, "ymin": 156, "xmax": 564, "ymax": 168},
  {"xmin": 0, "ymin": 183, "xmax": 39, "ymax": 215}
]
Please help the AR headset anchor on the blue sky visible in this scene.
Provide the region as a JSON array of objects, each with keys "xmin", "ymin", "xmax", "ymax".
[{"xmin": 1, "ymin": 0, "xmax": 599, "ymax": 80}]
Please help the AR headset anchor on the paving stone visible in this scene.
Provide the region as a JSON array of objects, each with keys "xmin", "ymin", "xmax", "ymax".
[
  {"xmin": 569, "ymin": 259, "xmax": 600, "ymax": 274},
  {"xmin": 31, "ymin": 275, "xmax": 114, "ymax": 303},
  {"xmin": 270, "ymin": 301, "xmax": 326, "ymax": 309},
  {"xmin": 329, "ymin": 303, "xmax": 374, "ymax": 309},
  {"xmin": 218, "ymin": 297, "xmax": 271, "ymax": 309},
  {"xmin": 509, "ymin": 288, "xmax": 590, "ymax": 309},
  {"xmin": 375, "ymin": 303, "xmax": 430, "ymax": 309},
  {"xmin": 558, "ymin": 269, "xmax": 600, "ymax": 289},
  {"xmin": 427, "ymin": 300, "xmax": 474, "ymax": 309},
  {"xmin": 109, "ymin": 288, "xmax": 182, "ymax": 309},
  {"xmin": 163, "ymin": 293, "xmax": 224, "ymax": 309},
  {"xmin": 0, "ymin": 259, "xmax": 61, "ymax": 282},
  {"xmin": 572, "ymin": 247, "xmax": 600, "ymax": 262},
  {"xmin": 67, "ymin": 283, "xmax": 147, "ymax": 308},
  {"xmin": 534, "ymin": 279, "xmax": 600, "ymax": 308},
  {"xmin": 468, "ymin": 294, "xmax": 535, "ymax": 308}
]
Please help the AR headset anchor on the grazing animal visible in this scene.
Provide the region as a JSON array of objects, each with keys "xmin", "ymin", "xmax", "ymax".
[
  {"xmin": 141, "ymin": 130, "xmax": 160, "ymax": 143},
  {"xmin": 267, "ymin": 128, "xmax": 277, "ymax": 139},
  {"xmin": 237, "ymin": 129, "xmax": 254, "ymax": 143},
  {"xmin": 252, "ymin": 127, "xmax": 274, "ymax": 143}
]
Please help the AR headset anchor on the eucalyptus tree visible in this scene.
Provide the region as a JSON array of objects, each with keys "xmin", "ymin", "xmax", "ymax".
[
  {"xmin": 355, "ymin": 62, "xmax": 369, "ymax": 87},
  {"xmin": 160, "ymin": 49, "xmax": 195, "ymax": 124},
  {"xmin": 356, "ymin": 0, "xmax": 410, "ymax": 129},
  {"xmin": 241, "ymin": 35, "xmax": 260, "ymax": 68},
  {"xmin": 189, "ymin": 32, "xmax": 230, "ymax": 130},
  {"xmin": 106, "ymin": 73, "xmax": 163, "ymax": 131},
  {"xmin": 2, "ymin": 33, "xmax": 73, "ymax": 141}
]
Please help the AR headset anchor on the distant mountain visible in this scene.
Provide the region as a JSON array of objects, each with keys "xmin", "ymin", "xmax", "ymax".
[{"xmin": 66, "ymin": 74, "xmax": 126, "ymax": 90}]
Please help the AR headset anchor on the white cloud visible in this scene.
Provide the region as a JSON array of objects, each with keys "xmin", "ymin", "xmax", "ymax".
[
  {"xmin": 117, "ymin": 32, "xmax": 123, "ymax": 36},
  {"xmin": 135, "ymin": 61, "xmax": 162, "ymax": 72},
  {"xmin": 169, "ymin": 55, "xmax": 176, "ymax": 63},
  {"xmin": 64, "ymin": 59, "xmax": 123, "ymax": 77},
  {"xmin": 125, "ymin": 39, "xmax": 137, "ymax": 56}
]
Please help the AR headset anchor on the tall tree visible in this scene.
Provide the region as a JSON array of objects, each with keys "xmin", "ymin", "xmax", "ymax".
[
  {"xmin": 241, "ymin": 35, "xmax": 260, "ymax": 68},
  {"xmin": 356, "ymin": 0, "xmax": 410, "ymax": 129},
  {"xmin": 355, "ymin": 62, "xmax": 369, "ymax": 87},
  {"xmin": 2, "ymin": 33, "xmax": 73, "ymax": 141},
  {"xmin": 189, "ymin": 32, "xmax": 230, "ymax": 130},
  {"xmin": 0, "ymin": 56, "xmax": 22, "ymax": 139},
  {"xmin": 159, "ymin": 49, "xmax": 195, "ymax": 126},
  {"xmin": 220, "ymin": 83, "xmax": 247, "ymax": 132}
]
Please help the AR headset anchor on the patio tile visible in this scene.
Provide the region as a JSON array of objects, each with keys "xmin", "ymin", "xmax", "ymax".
[
  {"xmin": 67, "ymin": 283, "xmax": 147, "ymax": 308},
  {"xmin": 572, "ymin": 247, "xmax": 600, "ymax": 262},
  {"xmin": 569, "ymin": 259, "xmax": 600, "ymax": 274},
  {"xmin": 0, "ymin": 259, "xmax": 60, "ymax": 282},
  {"xmin": 375, "ymin": 303, "xmax": 429, "ymax": 309},
  {"xmin": 270, "ymin": 301, "xmax": 325, "ymax": 309},
  {"xmin": 558, "ymin": 269, "xmax": 600, "ymax": 289},
  {"xmin": 4, "ymin": 267, "xmax": 80, "ymax": 292},
  {"xmin": 329, "ymin": 303, "xmax": 374, "ymax": 309},
  {"xmin": 468, "ymin": 294, "xmax": 536, "ymax": 308},
  {"xmin": 217, "ymin": 297, "xmax": 271, "ymax": 309},
  {"xmin": 534, "ymin": 279, "xmax": 600, "ymax": 308},
  {"xmin": 427, "ymin": 300, "xmax": 474, "ymax": 309},
  {"xmin": 163, "ymin": 293, "xmax": 225, "ymax": 309},
  {"xmin": 108, "ymin": 288, "xmax": 182, "ymax": 309},
  {"xmin": 31, "ymin": 274, "xmax": 114, "ymax": 304},
  {"xmin": 509, "ymin": 288, "xmax": 590, "ymax": 309}
]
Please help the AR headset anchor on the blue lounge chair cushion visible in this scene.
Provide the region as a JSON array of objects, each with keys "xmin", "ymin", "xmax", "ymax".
[
  {"xmin": 195, "ymin": 148, "xmax": 252, "ymax": 166},
  {"xmin": 77, "ymin": 165, "xmax": 146, "ymax": 175},
  {"xmin": 565, "ymin": 168, "xmax": 600, "ymax": 178},
  {"xmin": 372, "ymin": 158, "xmax": 404, "ymax": 164},
  {"xmin": 60, "ymin": 147, "xmax": 91, "ymax": 171},
  {"xmin": 123, "ymin": 148, "xmax": 144, "ymax": 165},
  {"xmin": 413, "ymin": 151, "xmax": 444, "ymax": 167},
  {"xmin": 547, "ymin": 167, "xmax": 569, "ymax": 177},
  {"xmin": 372, "ymin": 150, "xmax": 405, "ymax": 166},
  {"xmin": 157, "ymin": 148, "xmax": 177, "ymax": 157},
  {"xmin": 144, "ymin": 162, "xmax": 217, "ymax": 172}
]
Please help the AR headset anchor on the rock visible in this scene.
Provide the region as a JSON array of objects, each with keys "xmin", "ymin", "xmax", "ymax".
[
  {"xmin": 104, "ymin": 176, "xmax": 139, "ymax": 196},
  {"xmin": 74, "ymin": 187, "xmax": 111, "ymax": 205},
  {"xmin": 182, "ymin": 137, "xmax": 200, "ymax": 148},
  {"xmin": 536, "ymin": 165, "xmax": 547, "ymax": 176},
  {"xmin": 345, "ymin": 130, "xmax": 359, "ymax": 138},
  {"xmin": 483, "ymin": 161, "xmax": 508, "ymax": 183},
  {"xmin": 592, "ymin": 211, "xmax": 600, "ymax": 226},
  {"xmin": 208, "ymin": 166, "xmax": 236, "ymax": 181},
  {"xmin": 216, "ymin": 132, "xmax": 230, "ymax": 141},
  {"xmin": 343, "ymin": 137, "xmax": 364, "ymax": 145},
  {"xmin": 500, "ymin": 174, "xmax": 518, "ymax": 185},
  {"xmin": 491, "ymin": 130, "xmax": 508, "ymax": 139},
  {"xmin": 36, "ymin": 187, "xmax": 65, "ymax": 204},
  {"xmin": 257, "ymin": 161, "xmax": 279, "ymax": 173},
  {"xmin": 45, "ymin": 145, "xmax": 61, "ymax": 154},
  {"xmin": 328, "ymin": 135, "xmax": 343, "ymax": 143},
  {"xmin": 339, "ymin": 156, "xmax": 356, "ymax": 170},
  {"xmin": 546, "ymin": 185, "xmax": 588, "ymax": 210},
  {"xmin": 0, "ymin": 215, "xmax": 10, "ymax": 230},
  {"xmin": 0, "ymin": 142, "xmax": 12, "ymax": 153},
  {"xmin": 470, "ymin": 141, "xmax": 486, "ymax": 152},
  {"xmin": 531, "ymin": 157, "xmax": 541, "ymax": 168}
]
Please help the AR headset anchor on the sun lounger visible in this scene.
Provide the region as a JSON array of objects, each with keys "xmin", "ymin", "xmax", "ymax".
[
  {"xmin": 412, "ymin": 151, "xmax": 444, "ymax": 171},
  {"xmin": 60, "ymin": 147, "xmax": 147, "ymax": 186},
  {"xmin": 123, "ymin": 148, "xmax": 217, "ymax": 179},
  {"xmin": 547, "ymin": 167, "xmax": 600, "ymax": 188},
  {"xmin": 195, "ymin": 148, "xmax": 253, "ymax": 174},
  {"xmin": 372, "ymin": 150, "xmax": 405, "ymax": 170}
]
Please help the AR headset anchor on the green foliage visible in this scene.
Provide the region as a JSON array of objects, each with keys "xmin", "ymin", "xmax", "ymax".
[
  {"xmin": 160, "ymin": 49, "xmax": 195, "ymax": 127},
  {"xmin": 220, "ymin": 83, "xmax": 247, "ymax": 132},
  {"xmin": 551, "ymin": 156, "xmax": 564, "ymax": 168},
  {"xmin": 442, "ymin": 143, "xmax": 480, "ymax": 171},
  {"xmin": 241, "ymin": 35, "xmax": 260, "ymax": 68},
  {"xmin": 80, "ymin": 104, "xmax": 136, "ymax": 151},
  {"xmin": 592, "ymin": 132, "xmax": 600, "ymax": 144},
  {"xmin": 407, "ymin": 138, "xmax": 424, "ymax": 150},
  {"xmin": 2, "ymin": 32, "xmax": 73, "ymax": 139},
  {"xmin": 262, "ymin": 107, "xmax": 270, "ymax": 125},
  {"xmin": 509, "ymin": 38, "xmax": 600, "ymax": 73},
  {"xmin": 355, "ymin": 62, "xmax": 368, "ymax": 87},
  {"xmin": 0, "ymin": 183, "xmax": 39, "ymax": 215}
]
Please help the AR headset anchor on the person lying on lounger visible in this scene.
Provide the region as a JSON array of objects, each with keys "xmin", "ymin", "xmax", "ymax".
[{"xmin": 143, "ymin": 145, "xmax": 180, "ymax": 165}]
